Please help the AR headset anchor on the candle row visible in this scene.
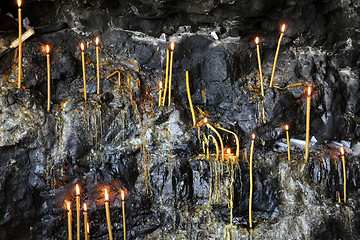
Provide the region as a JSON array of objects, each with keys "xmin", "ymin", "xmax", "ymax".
[{"xmin": 66, "ymin": 185, "xmax": 126, "ymax": 240}]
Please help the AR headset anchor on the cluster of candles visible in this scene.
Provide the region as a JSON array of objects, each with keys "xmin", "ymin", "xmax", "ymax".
[
  {"xmin": 65, "ymin": 185, "xmax": 127, "ymax": 240},
  {"xmin": 158, "ymin": 42, "xmax": 176, "ymax": 107}
]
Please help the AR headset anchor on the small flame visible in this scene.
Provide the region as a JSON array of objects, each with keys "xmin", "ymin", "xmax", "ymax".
[
  {"xmin": 251, "ymin": 133, "xmax": 256, "ymax": 139},
  {"xmin": 285, "ymin": 124, "xmax": 289, "ymax": 131},
  {"xmin": 204, "ymin": 118, "xmax": 208, "ymax": 123},
  {"xmin": 83, "ymin": 203, "xmax": 87, "ymax": 211},
  {"xmin": 66, "ymin": 201, "xmax": 71, "ymax": 211},
  {"xmin": 105, "ymin": 188, "xmax": 109, "ymax": 201},
  {"xmin": 75, "ymin": 184, "xmax": 80, "ymax": 195},
  {"xmin": 226, "ymin": 148, "xmax": 231, "ymax": 154},
  {"xmin": 281, "ymin": 24, "xmax": 286, "ymax": 33},
  {"xmin": 95, "ymin": 37, "xmax": 100, "ymax": 45},
  {"xmin": 340, "ymin": 147, "xmax": 345, "ymax": 155},
  {"xmin": 170, "ymin": 42, "xmax": 175, "ymax": 51},
  {"xmin": 307, "ymin": 86, "xmax": 312, "ymax": 96},
  {"xmin": 121, "ymin": 189, "xmax": 125, "ymax": 201},
  {"xmin": 46, "ymin": 45, "xmax": 50, "ymax": 54},
  {"xmin": 159, "ymin": 81, "xmax": 163, "ymax": 89},
  {"xmin": 255, "ymin": 37, "xmax": 259, "ymax": 45},
  {"xmin": 80, "ymin": 42, "xmax": 85, "ymax": 51},
  {"xmin": 17, "ymin": 0, "xmax": 21, "ymax": 7},
  {"xmin": 87, "ymin": 223, "xmax": 90, "ymax": 234}
]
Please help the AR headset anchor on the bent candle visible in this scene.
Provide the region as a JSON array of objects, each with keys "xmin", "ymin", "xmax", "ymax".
[{"xmin": 249, "ymin": 134, "xmax": 255, "ymax": 228}]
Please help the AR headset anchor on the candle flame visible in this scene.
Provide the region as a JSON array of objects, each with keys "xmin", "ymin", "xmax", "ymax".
[
  {"xmin": 87, "ymin": 223, "xmax": 90, "ymax": 234},
  {"xmin": 83, "ymin": 203, "xmax": 87, "ymax": 211},
  {"xmin": 75, "ymin": 184, "xmax": 80, "ymax": 195},
  {"xmin": 46, "ymin": 45, "xmax": 50, "ymax": 54},
  {"xmin": 255, "ymin": 37, "xmax": 259, "ymax": 45},
  {"xmin": 226, "ymin": 148, "xmax": 231, "ymax": 154},
  {"xmin": 95, "ymin": 37, "xmax": 100, "ymax": 45},
  {"xmin": 159, "ymin": 81, "xmax": 163, "ymax": 89},
  {"xmin": 251, "ymin": 133, "xmax": 256, "ymax": 139},
  {"xmin": 285, "ymin": 124, "xmax": 289, "ymax": 131},
  {"xmin": 307, "ymin": 86, "xmax": 312, "ymax": 96},
  {"xmin": 340, "ymin": 147, "xmax": 345, "ymax": 155},
  {"xmin": 204, "ymin": 118, "xmax": 208, "ymax": 123},
  {"xmin": 80, "ymin": 42, "xmax": 85, "ymax": 51},
  {"xmin": 66, "ymin": 201, "xmax": 71, "ymax": 211},
  {"xmin": 170, "ymin": 42, "xmax": 175, "ymax": 51},
  {"xmin": 17, "ymin": 0, "xmax": 21, "ymax": 7},
  {"xmin": 121, "ymin": 189, "xmax": 125, "ymax": 201},
  {"xmin": 281, "ymin": 24, "xmax": 286, "ymax": 33},
  {"xmin": 105, "ymin": 188, "xmax": 109, "ymax": 201}
]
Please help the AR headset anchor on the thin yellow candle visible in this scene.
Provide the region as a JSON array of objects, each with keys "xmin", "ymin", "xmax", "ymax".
[
  {"xmin": 340, "ymin": 147, "xmax": 346, "ymax": 203},
  {"xmin": 204, "ymin": 118, "xmax": 224, "ymax": 162},
  {"xmin": 305, "ymin": 86, "xmax": 312, "ymax": 162},
  {"xmin": 75, "ymin": 185, "xmax": 80, "ymax": 240},
  {"xmin": 104, "ymin": 189, "xmax": 113, "ymax": 240},
  {"xmin": 186, "ymin": 71, "xmax": 196, "ymax": 127},
  {"xmin": 83, "ymin": 203, "xmax": 89, "ymax": 240},
  {"xmin": 168, "ymin": 42, "xmax": 175, "ymax": 106},
  {"xmin": 46, "ymin": 45, "xmax": 51, "ymax": 112},
  {"xmin": 80, "ymin": 43, "xmax": 87, "ymax": 101},
  {"xmin": 17, "ymin": 0, "xmax": 22, "ymax": 88},
  {"xmin": 158, "ymin": 81, "xmax": 163, "ymax": 107},
  {"xmin": 161, "ymin": 50, "xmax": 169, "ymax": 106},
  {"xmin": 95, "ymin": 37, "xmax": 100, "ymax": 95},
  {"xmin": 67, "ymin": 201, "xmax": 72, "ymax": 240},
  {"xmin": 249, "ymin": 133, "xmax": 255, "ymax": 228},
  {"xmin": 121, "ymin": 190, "xmax": 126, "ymax": 240},
  {"xmin": 269, "ymin": 24, "xmax": 286, "ymax": 87},
  {"xmin": 255, "ymin": 37, "xmax": 264, "ymax": 97},
  {"xmin": 285, "ymin": 124, "xmax": 291, "ymax": 161}
]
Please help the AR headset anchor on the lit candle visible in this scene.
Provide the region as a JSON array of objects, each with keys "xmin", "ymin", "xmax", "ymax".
[
  {"xmin": 161, "ymin": 50, "xmax": 169, "ymax": 106},
  {"xmin": 95, "ymin": 37, "xmax": 100, "ymax": 95},
  {"xmin": 17, "ymin": 0, "xmax": 22, "ymax": 88},
  {"xmin": 186, "ymin": 71, "xmax": 196, "ymax": 127},
  {"xmin": 255, "ymin": 37, "xmax": 264, "ymax": 97},
  {"xmin": 87, "ymin": 223, "xmax": 90, "ymax": 240},
  {"xmin": 158, "ymin": 81, "xmax": 163, "ymax": 107},
  {"xmin": 285, "ymin": 124, "xmax": 291, "ymax": 161},
  {"xmin": 104, "ymin": 189, "xmax": 113, "ymax": 240},
  {"xmin": 217, "ymin": 126, "xmax": 239, "ymax": 158},
  {"xmin": 83, "ymin": 203, "xmax": 89, "ymax": 240},
  {"xmin": 249, "ymin": 133, "xmax": 255, "ymax": 228},
  {"xmin": 269, "ymin": 24, "xmax": 286, "ymax": 87},
  {"xmin": 305, "ymin": 86, "xmax": 312, "ymax": 162},
  {"xmin": 168, "ymin": 42, "xmax": 175, "ymax": 106},
  {"xmin": 66, "ymin": 201, "xmax": 72, "ymax": 240},
  {"xmin": 340, "ymin": 147, "xmax": 346, "ymax": 203},
  {"xmin": 121, "ymin": 189, "xmax": 126, "ymax": 240},
  {"xmin": 75, "ymin": 185, "xmax": 80, "ymax": 240},
  {"xmin": 80, "ymin": 43, "xmax": 87, "ymax": 101},
  {"xmin": 204, "ymin": 118, "xmax": 224, "ymax": 161},
  {"xmin": 46, "ymin": 45, "xmax": 51, "ymax": 112}
]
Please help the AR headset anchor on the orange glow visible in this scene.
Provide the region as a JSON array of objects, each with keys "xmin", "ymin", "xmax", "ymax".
[
  {"xmin": 251, "ymin": 133, "xmax": 256, "ymax": 139},
  {"xmin": 255, "ymin": 37, "xmax": 259, "ymax": 45},
  {"xmin": 66, "ymin": 201, "xmax": 71, "ymax": 211},
  {"xmin": 284, "ymin": 124, "xmax": 289, "ymax": 131},
  {"xmin": 18, "ymin": 0, "xmax": 21, "ymax": 7},
  {"xmin": 340, "ymin": 147, "xmax": 345, "ymax": 155},
  {"xmin": 75, "ymin": 184, "xmax": 80, "ymax": 195},
  {"xmin": 105, "ymin": 188, "xmax": 109, "ymax": 201},
  {"xmin": 204, "ymin": 118, "xmax": 208, "ymax": 123},
  {"xmin": 121, "ymin": 189, "xmax": 125, "ymax": 201},
  {"xmin": 80, "ymin": 42, "xmax": 85, "ymax": 51},
  {"xmin": 95, "ymin": 37, "xmax": 99, "ymax": 45},
  {"xmin": 226, "ymin": 148, "xmax": 231, "ymax": 154},
  {"xmin": 159, "ymin": 81, "xmax": 163, "ymax": 89},
  {"xmin": 281, "ymin": 24, "xmax": 286, "ymax": 33},
  {"xmin": 307, "ymin": 86, "xmax": 312, "ymax": 96},
  {"xmin": 83, "ymin": 203, "xmax": 87, "ymax": 211},
  {"xmin": 170, "ymin": 42, "xmax": 175, "ymax": 51},
  {"xmin": 46, "ymin": 45, "xmax": 50, "ymax": 54}
]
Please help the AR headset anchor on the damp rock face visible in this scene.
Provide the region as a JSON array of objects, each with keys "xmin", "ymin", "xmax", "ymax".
[{"xmin": 0, "ymin": 0, "xmax": 360, "ymax": 239}]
